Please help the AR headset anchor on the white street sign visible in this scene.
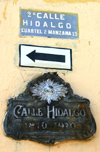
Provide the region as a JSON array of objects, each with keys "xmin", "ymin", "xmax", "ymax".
[{"xmin": 19, "ymin": 44, "xmax": 72, "ymax": 70}]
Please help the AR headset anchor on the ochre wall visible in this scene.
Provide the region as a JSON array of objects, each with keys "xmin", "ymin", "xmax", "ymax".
[{"xmin": 0, "ymin": 0, "xmax": 100, "ymax": 152}]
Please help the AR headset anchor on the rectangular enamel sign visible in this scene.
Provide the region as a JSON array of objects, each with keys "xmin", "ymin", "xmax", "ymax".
[
  {"xmin": 20, "ymin": 10, "xmax": 78, "ymax": 39},
  {"xmin": 19, "ymin": 44, "xmax": 72, "ymax": 70}
]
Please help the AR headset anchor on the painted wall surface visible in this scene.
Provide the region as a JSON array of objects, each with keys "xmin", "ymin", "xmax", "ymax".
[{"xmin": 0, "ymin": 0, "xmax": 100, "ymax": 151}]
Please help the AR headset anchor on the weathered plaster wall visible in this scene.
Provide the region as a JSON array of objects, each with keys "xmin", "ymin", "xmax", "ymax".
[{"xmin": 0, "ymin": 0, "xmax": 100, "ymax": 151}]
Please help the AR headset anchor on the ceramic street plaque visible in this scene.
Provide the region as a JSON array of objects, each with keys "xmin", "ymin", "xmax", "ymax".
[
  {"xmin": 4, "ymin": 73, "xmax": 96, "ymax": 145},
  {"xmin": 19, "ymin": 44, "xmax": 72, "ymax": 70},
  {"xmin": 20, "ymin": 9, "xmax": 78, "ymax": 39}
]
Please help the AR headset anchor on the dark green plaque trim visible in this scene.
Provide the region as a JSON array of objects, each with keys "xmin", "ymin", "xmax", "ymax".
[{"xmin": 3, "ymin": 72, "xmax": 96, "ymax": 145}]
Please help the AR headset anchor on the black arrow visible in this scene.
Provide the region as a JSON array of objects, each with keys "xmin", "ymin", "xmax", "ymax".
[{"xmin": 26, "ymin": 50, "xmax": 65, "ymax": 62}]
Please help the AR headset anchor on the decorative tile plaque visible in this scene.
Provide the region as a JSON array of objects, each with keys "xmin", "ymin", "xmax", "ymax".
[
  {"xmin": 4, "ymin": 73, "xmax": 96, "ymax": 145},
  {"xmin": 20, "ymin": 10, "xmax": 78, "ymax": 39}
]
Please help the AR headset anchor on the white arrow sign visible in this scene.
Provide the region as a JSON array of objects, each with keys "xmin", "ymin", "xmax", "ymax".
[{"xmin": 19, "ymin": 44, "xmax": 72, "ymax": 70}]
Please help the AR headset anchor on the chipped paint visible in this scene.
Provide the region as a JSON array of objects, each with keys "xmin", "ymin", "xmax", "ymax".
[
  {"xmin": 13, "ymin": 0, "xmax": 19, "ymax": 5},
  {"xmin": 3, "ymin": 2, "xmax": 8, "ymax": 20},
  {"xmin": 89, "ymin": 41, "xmax": 91, "ymax": 45},
  {"xmin": 44, "ymin": 0, "xmax": 100, "ymax": 3}
]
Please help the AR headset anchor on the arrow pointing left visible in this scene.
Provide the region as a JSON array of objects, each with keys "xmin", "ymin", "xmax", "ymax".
[
  {"xmin": 26, "ymin": 50, "xmax": 65, "ymax": 63},
  {"xmin": 19, "ymin": 44, "xmax": 72, "ymax": 70}
]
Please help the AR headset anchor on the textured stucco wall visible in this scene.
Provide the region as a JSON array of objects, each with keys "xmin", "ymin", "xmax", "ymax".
[{"xmin": 0, "ymin": 0, "xmax": 100, "ymax": 152}]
